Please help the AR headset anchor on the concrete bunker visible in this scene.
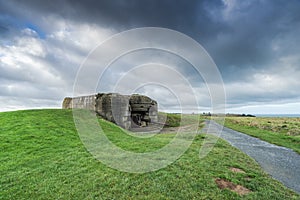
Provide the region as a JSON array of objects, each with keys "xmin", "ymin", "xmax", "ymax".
[{"xmin": 62, "ymin": 93, "xmax": 158, "ymax": 129}]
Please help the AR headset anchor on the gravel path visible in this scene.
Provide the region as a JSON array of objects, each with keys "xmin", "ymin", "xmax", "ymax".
[{"xmin": 201, "ymin": 120, "xmax": 300, "ymax": 194}]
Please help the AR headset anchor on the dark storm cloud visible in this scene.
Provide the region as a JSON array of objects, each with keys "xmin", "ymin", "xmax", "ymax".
[
  {"xmin": 0, "ymin": 25, "xmax": 8, "ymax": 35},
  {"xmin": 204, "ymin": 0, "xmax": 300, "ymax": 80},
  {"xmin": 1, "ymin": 0, "xmax": 229, "ymax": 48},
  {"xmin": 0, "ymin": 14, "xmax": 19, "ymax": 39},
  {"xmin": 2, "ymin": 0, "xmax": 212, "ymax": 29},
  {"xmin": 3, "ymin": 0, "xmax": 300, "ymax": 76}
]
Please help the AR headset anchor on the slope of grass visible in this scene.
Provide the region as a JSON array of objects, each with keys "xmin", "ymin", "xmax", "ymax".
[
  {"xmin": 158, "ymin": 112, "xmax": 201, "ymax": 128},
  {"xmin": 158, "ymin": 112, "xmax": 183, "ymax": 127},
  {"xmin": 0, "ymin": 109, "xmax": 298, "ymax": 199},
  {"xmin": 224, "ymin": 117, "xmax": 300, "ymax": 154}
]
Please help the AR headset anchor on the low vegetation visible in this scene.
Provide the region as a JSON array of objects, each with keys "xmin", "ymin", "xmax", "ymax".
[
  {"xmin": 158, "ymin": 112, "xmax": 182, "ymax": 127},
  {"xmin": 158, "ymin": 112, "xmax": 200, "ymax": 128},
  {"xmin": 224, "ymin": 117, "xmax": 300, "ymax": 154},
  {"xmin": 0, "ymin": 109, "xmax": 298, "ymax": 199}
]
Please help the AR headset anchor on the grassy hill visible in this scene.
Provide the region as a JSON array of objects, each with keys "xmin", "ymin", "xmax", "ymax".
[
  {"xmin": 224, "ymin": 117, "xmax": 300, "ymax": 154},
  {"xmin": 0, "ymin": 109, "xmax": 298, "ymax": 199}
]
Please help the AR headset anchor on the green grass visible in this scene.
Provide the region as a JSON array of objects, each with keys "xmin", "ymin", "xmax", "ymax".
[
  {"xmin": 158, "ymin": 112, "xmax": 182, "ymax": 127},
  {"xmin": 0, "ymin": 109, "xmax": 298, "ymax": 199},
  {"xmin": 224, "ymin": 117, "xmax": 300, "ymax": 154},
  {"xmin": 158, "ymin": 112, "xmax": 200, "ymax": 128}
]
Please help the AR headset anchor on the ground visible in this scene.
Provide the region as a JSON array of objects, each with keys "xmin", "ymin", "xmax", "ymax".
[{"xmin": 0, "ymin": 109, "xmax": 298, "ymax": 199}]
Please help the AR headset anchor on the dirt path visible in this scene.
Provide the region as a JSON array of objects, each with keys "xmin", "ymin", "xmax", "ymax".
[
  {"xmin": 201, "ymin": 120, "xmax": 300, "ymax": 194},
  {"xmin": 160, "ymin": 124, "xmax": 199, "ymax": 133},
  {"xmin": 129, "ymin": 123, "xmax": 199, "ymax": 133}
]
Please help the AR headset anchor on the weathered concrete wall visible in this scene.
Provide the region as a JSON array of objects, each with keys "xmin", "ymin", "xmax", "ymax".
[
  {"xmin": 62, "ymin": 97, "xmax": 72, "ymax": 109},
  {"xmin": 95, "ymin": 93, "xmax": 131, "ymax": 129},
  {"xmin": 62, "ymin": 95, "xmax": 96, "ymax": 110},
  {"xmin": 62, "ymin": 93, "xmax": 158, "ymax": 129}
]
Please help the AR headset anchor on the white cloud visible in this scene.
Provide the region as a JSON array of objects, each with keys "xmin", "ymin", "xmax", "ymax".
[
  {"xmin": 224, "ymin": 54, "xmax": 300, "ymax": 114},
  {"xmin": 0, "ymin": 17, "xmax": 115, "ymax": 111},
  {"xmin": 48, "ymin": 21, "xmax": 112, "ymax": 52},
  {"xmin": 0, "ymin": 36, "xmax": 62, "ymax": 86}
]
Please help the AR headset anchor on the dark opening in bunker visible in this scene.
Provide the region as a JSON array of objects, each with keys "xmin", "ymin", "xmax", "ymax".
[
  {"xmin": 129, "ymin": 95, "xmax": 156, "ymax": 127},
  {"xmin": 131, "ymin": 111, "xmax": 151, "ymax": 127}
]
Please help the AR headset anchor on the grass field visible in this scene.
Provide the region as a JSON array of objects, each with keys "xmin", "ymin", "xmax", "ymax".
[
  {"xmin": 158, "ymin": 112, "xmax": 199, "ymax": 127},
  {"xmin": 224, "ymin": 117, "xmax": 300, "ymax": 154},
  {"xmin": 0, "ymin": 109, "xmax": 298, "ymax": 199},
  {"xmin": 159, "ymin": 112, "xmax": 182, "ymax": 127}
]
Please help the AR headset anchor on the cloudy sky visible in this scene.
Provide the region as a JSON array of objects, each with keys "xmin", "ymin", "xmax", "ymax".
[{"xmin": 0, "ymin": 0, "xmax": 300, "ymax": 114}]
